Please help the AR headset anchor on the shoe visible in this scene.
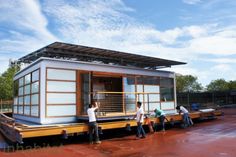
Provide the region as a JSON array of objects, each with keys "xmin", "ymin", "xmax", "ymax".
[
  {"xmin": 141, "ymin": 136, "xmax": 146, "ymax": 139},
  {"xmin": 162, "ymin": 129, "xmax": 165, "ymax": 132},
  {"xmin": 89, "ymin": 142, "xmax": 93, "ymax": 145},
  {"xmin": 94, "ymin": 141, "xmax": 101, "ymax": 144}
]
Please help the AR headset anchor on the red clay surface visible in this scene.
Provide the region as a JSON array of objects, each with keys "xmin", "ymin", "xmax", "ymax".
[{"xmin": 1, "ymin": 108, "xmax": 236, "ymax": 157}]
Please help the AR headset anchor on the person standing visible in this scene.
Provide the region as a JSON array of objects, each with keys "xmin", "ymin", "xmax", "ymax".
[
  {"xmin": 154, "ymin": 109, "xmax": 166, "ymax": 131},
  {"xmin": 87, "ymin": 102, "xmax": 101, "ymax": 144},
  {"xmin": 134, "ymin": 101, "xmax": 146, "ymax": 139},
  {"xmin": 176, "ymin": 105, "xmax": 193, "ymax": 128}
]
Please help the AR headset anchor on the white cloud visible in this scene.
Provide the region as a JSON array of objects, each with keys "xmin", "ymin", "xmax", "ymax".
[
  {"xmin": 0, "ymin": 0, "xmax": 58, "ymax": 73},
  {"xmin": 204, "ymin": 58, "xmax": 236, "ymax": 64},
  {"xmin": 182, "ymin": 0, "xmax": 202, "ymax": 5},
  {"xmin": 0, "ymin": 0, "xmax": 236, "ymax": 86},
  {"xmin": 211, "ymin": 64, "xmax": 232, "ymax": 71}
]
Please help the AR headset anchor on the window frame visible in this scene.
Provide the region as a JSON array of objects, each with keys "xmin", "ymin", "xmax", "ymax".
[{"xmin": 13, "ymin": 68, "xmax": 40, "ymax": 117}]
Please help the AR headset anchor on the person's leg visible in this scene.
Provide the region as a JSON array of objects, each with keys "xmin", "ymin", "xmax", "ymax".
[
  {"xmin": 185, "ymin": 113, "xmax": 190, "ymax": 126},
  {"xmin": 88, "ymin": 123, "xmax": 94, "ymax": 143},
  {"xmin": 94, "ymin": 122, "xmax": 100, "ymax": 143},
  {"xmin": 160, "ymin": 115, "xmax": 165, "ymax": 131},
  {"xmin": 154, "ymin": 122, "xmax": 158, "ymax": 132},
  {"xmin": 137, "ymin": 122, "xmax": 141, "ymax": 137},
  {"xmin": 140, "ymin": 123, "xmax": 146, "ymax": 137},
  {"xmin": 183, "ymin": 113, "xmax": 188, "ymax": 127},
  {"xmin": 186, "ymin": 113, "xmax": 193, "ymax": 126}
]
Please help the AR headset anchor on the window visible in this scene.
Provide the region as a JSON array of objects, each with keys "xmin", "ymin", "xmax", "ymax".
[
  {"xmin": 140, "ymin": 77, "xmax": 161, "ymax": 112},
  {"xmin": 160, "ymin": 77, "xmax": 174, "ymax": 101},
  {"xmin": 24, "ymin": 95, "xmax": 30, "ymax": 105},
  {"xmin": 143, "ymin": 77, "xmax": 159, "ymax": 85},
  {"xmin": 24, "ymin": 74, "xmax": 31, "ymax": 84},
  {"xmin": 31, "ymin": 94, "xmax": 39, "ymax": 104},
  {"xmin": 31, "ymin": 82, "xmax": 39, "ymax": 93},
  {"xmin": 13, "ymin": 80, "xmax": 19, "ymax": 97},
  {"xmin": 32, "ymin": 70, "xmax": 39, "ymax": 82},
  {"xmin": 123, "ymin": 77, "xmax": 136, "ymax": 112},
  {"xmin": 19, "ymin": 78, "xmax": 24, "ymax": 86},
  {"xmin": 24, "ymin": 85, "xmax": 31, "ymax": 95},
  {"xmin": 19, "ymin": 87, "xmax": 24, "ymax": 96},
  {"xmin": 13, "ymin": 69, "xmax": 40, "ymax": 117}
]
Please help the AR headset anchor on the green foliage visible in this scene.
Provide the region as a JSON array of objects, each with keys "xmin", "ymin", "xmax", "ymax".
[
  {"xmin": 228, "ymin": 80, "xmax": 236, "ymax": 90},
  {"xmin": 206, "ymin": 79, "xmax": 233, "ymax": 91},
  {"xmin": 176, "ymin": 75, "xmax": 203, "ymax": 93},
  {"xmin": 0, "ymin": 65, "xmax": 20, "ymax": 100}
]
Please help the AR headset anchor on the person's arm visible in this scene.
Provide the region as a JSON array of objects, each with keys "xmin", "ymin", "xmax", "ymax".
[
  {"xmin": 178, "ymin": 109, "xmax": 182, "ymax": 115},
  {"xmin": 93, "ymin": 102, "xmax": 99, "ymax": 111}
]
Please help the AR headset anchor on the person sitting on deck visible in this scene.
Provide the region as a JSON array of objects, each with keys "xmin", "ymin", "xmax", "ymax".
[
  {"xmin": 176, "ymin": 105, "xmax": 193, "ymax": 128},
  {"xmin": 87, "ymin": 102, "xmax": 101, "ymax": 144},
  {"xmin": 133, "ymin": 101, "xmax": 146, "ymax": 139},
  {"xmin": 154, "ymin": 109, "xmax": 166, "ymax": 132}
]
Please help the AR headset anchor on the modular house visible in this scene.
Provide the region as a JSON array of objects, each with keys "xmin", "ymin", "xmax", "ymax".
[{"xmin": 13, "ymin": 42, "xmax": 185, "ymax": 124}]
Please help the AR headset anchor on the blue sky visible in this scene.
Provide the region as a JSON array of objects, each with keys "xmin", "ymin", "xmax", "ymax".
[{"xmin": 0, "ymin": 0, "xmax": 236, "ymax": 87}]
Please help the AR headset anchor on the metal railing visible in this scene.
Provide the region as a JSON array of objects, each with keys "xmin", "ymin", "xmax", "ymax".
[
  {"xmin": 92, "ymin": 92, "xmax": 159, "ymax": 116},
  {"xmin": 0, "ymin": 99, "xmax": 13, "ymax": 113}
]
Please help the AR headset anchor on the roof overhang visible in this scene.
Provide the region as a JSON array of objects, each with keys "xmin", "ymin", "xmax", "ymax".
[{"xmin": 18, "ymin": 42, "xmax": 186, "ymax": 69}]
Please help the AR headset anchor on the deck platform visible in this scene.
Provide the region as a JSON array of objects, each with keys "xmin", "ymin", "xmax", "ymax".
[{"xmin": 0, "ymin": 109, "xmax": 222, "ymax": 144}]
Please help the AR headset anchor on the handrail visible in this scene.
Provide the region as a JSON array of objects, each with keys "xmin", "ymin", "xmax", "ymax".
[
  {"xmin": 91, "ymin": 91, "xmax": 160, "ymax": 115},
  {"xmin": 92, "ymin": 91, "xmax": 159, "ymax": 94}
]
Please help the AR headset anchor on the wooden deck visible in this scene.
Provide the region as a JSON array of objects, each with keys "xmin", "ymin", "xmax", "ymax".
[{"xmin": 0, "ymin": 109, "xmax": 222, "ymax": 144}]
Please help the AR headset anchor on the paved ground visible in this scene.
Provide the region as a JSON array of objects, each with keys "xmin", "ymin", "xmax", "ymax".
[{"xmin": 0, "ymin": 108, "xmax": 236, "ymax": 157}]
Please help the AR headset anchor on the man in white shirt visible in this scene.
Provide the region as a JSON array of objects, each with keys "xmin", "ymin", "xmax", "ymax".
[
  {"xmin": 87, "ymin": 102, "xmax": 101, "ymax": 144},
  {"xmin": 176, "ymin": 105, "xmax": 193, "ymax": 128},
  {"xmin": 134, "ymin": 101, "xmax": 146, "ymax": 139}
]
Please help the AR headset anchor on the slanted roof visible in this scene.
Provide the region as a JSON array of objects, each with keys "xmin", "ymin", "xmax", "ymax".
[{"xmin": 18, "ymin": 42, "xmax": 186, "ymax": 69}]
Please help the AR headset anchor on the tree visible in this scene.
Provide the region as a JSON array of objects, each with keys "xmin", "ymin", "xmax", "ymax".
[
  {"xmin": 206, "ymin": 79, "xmax": 229, "ymax": 91},
  {"xmin": 228, "ymin": 80, "xmax": 236, "ymax": 90},
  {"xmin": 0, "ymin": 65, "xmax": 20, "ymax": 100},
  {"xmin": 176, "ymin": 74, "xmax": 203, "ymax": 93}
]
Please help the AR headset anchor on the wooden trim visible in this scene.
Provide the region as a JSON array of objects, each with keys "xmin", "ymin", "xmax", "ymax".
[
  {"xmin": 14, "ymin": 68, "xmax": 40, "ymax": 118},
  {"xmin": 37, "ymin": 68, "xmax": 40, "ymax": 117},
  {"xmin": 94, "ymin": 91, "xmax": 160, "ymax": 94},
  {"xmin": 46, "ymin": 91, "xmax": 76, "ymax": 94},
  {"xmin": 47, "ymin": 104, "xmax": 76, "ymax": 106},
  {"xmin": 43, "ymin": 68, "xmax": 176, "ymax": 118},
  {"xmin": 76, "ymin": 70, "xmax": 82, "ymax": 116},
  {"xmin": 122, "ymin": 76, "xmax": 125, "ymax": 114},
  {"xmin": 45, "ymin": 67, "xmax": 48, "ymax": 118},
  {"xmin": 93, "ymin": 71, "xmax": 125, "ymax": 77},
  {"xmin": 46, "ymin": 79, "xmax": 76, "ymax": 82},
  {"xmin": 45, "ymin": 67, "xmax": 77, "ymax": 118}
]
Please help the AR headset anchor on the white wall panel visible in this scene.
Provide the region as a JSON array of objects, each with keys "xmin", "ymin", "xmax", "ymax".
[
  {"xmin": 47, "ymin": 81, "xmax": 76, "ymax": 92},
  {"xmin": 47, "ymin": 69, "xmax": 75, "ymax": 80},
  {"xmin": 47, "ymin": 105, "xmax": 76, "ymax": 116},
  {"xmin": 47, "ymin": 93, "xmax": 76, "ymax": 104},
  {"xmin": 161, "ymin": 102, "xmax": 175, "ymax": 110}
]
